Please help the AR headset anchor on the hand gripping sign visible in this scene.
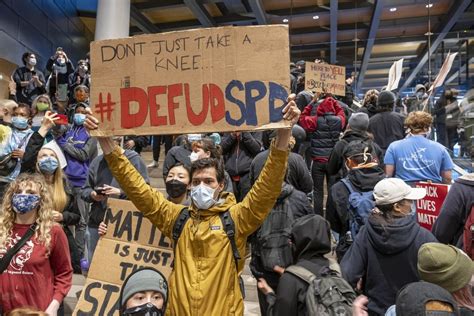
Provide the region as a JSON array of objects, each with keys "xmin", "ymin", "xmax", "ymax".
[
  {"xmin": 89, "ymin": 25, "xmax": 291, "ymax": 136},
  {"xmin": 74, "ymin": 199, "xmax": 173, "ymax": 316}
]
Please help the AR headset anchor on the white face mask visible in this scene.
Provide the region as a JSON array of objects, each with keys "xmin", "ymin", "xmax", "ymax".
[
  {"xmin": 190, "ymin": 183, "xmax": 217, "ymax": 210},
  {"xmin": 57, "ymin": 57, "xmax": 65, "ymax": 65},
  {"xmin": 29, "ymin": 58, "xmax": 36, "ymax": 66},
  {"xmin": 189, "ymin": 151, "xmax": 199, "ymax": 162}
]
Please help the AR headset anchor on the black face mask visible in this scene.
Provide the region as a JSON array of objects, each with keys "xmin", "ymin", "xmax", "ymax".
[
  {"xmin": 165, "ymin": 179, "xmax": 188, "ymax": 198},
  {"xmin": 122, "ymin": 303, "xmax": 163, "ymax": 316}
]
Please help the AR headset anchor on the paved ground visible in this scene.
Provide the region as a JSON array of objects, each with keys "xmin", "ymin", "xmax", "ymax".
[{"xmin": 64, "ymin": 148, "xmax": 262, "ymax": 315}]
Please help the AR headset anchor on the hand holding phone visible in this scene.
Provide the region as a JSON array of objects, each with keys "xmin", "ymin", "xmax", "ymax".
[
  {"xmin": 55, "ymin": 114, "xmax": 69, "ymax": 125},
  {"xmin": 94, "ymin": 186, "xmax": 106, "ymax": 196}
]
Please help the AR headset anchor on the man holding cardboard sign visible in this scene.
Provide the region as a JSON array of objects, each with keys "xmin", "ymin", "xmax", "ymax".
[{"xmin": 84, "ymin": 97, "xmax": 299, "ymax": 315}]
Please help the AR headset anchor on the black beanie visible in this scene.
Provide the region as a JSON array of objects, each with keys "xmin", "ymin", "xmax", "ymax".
[{"xmin": 377, "ymin": 90, "xmax": 396, "ymax": 107}]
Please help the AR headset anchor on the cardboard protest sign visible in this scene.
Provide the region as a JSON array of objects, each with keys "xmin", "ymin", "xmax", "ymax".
[
  {"xmin": 429, "ymin": 52, "xmax": 458, "ymax": 92},
  {"xmin": 74, "ymin": 199, "xmax": 173, "ymax": 315},
  {"xmin": 89, "ymin": 25, "xmax": 290, "ymax": 137},
  {"xmin": 304, "ymin": 62, "xmax": 346, "ymax": 96},
  {"xmin": 386, "ymin": 58, "xmax": 404, "ymax": 91},
  {"xmin": 415, "ymin": 182, "xmax": 449, "ymax": 231}
]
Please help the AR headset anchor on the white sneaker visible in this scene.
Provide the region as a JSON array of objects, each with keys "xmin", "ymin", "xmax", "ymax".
[{"xmin": 147, "ymin": 161, "xmax": 158, "ymax": 168}]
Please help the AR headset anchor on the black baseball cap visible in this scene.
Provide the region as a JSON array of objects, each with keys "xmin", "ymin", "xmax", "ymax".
[{"xmin": 396, "ymin": 282, "xmax": 459, "ymax": 316}]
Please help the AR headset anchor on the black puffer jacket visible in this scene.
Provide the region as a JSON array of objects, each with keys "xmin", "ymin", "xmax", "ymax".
[
  {"xmin": 265, "ymin": 214, "xmax": 332, "ymax": 316},
  {"xmin": 250, "ymin": 183, "xmax": 314, "ymax": 285},
  {"xmin": 327, "ymin": 130, "xmax": 384, "ymax": 177},
  {"xmin": 326, "ymin": 166, "xmax": 386, "ymax": 234},
  {"xmin": 341, "ymin": 215, "xmax": 437, "ymax": 315},
  {"xmin": 432, "ymin": 174, "xmax": 474, "ymax": 247}
]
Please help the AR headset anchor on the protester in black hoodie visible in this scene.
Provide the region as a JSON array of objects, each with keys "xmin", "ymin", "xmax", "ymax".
[
  {"xmin": 249, "ymin": 156, "xmax": 314, "ymax": 315},
  {"xmin": 368, "ymin": 91, "xmax": 405, "ymax": 153},
  {"xmin": 326, "ymin": 140, "xmax": 386, "ymax": 236},
  {"xmin": 432, "ymin": 173, "xmax": 474, "ymax": 248},
  {"xmin": 221, "ymin": 131, "xmax": 262, "ymax": 201},
  {"xmin": 82, "ymin": 136, "xmax": 149, "ymax": 264},
  {"xmin": 328, "ymin": 112, "xmax": 383, "ymax": 179},
  {"xmin": 257, "ymin": 214, "xmax": 332, "ymax": 316},
  {"xmin": 341, "ymin": 177, "xmax": 437, "ymax": 315},
  {"xmin": 251, "ymin": 131, "xmax": 313, "ymax": 194}
]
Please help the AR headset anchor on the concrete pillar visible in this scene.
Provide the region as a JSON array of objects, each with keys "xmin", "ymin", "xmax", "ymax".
[{"xmin": 95, "ymin": 0, "xmax": 130, "ymax": 40}]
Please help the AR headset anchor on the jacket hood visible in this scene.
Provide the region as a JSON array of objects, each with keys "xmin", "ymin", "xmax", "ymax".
[
  {"xmin": 124, "ymin": 149, "xmax": 140, "ymax": 160},
  {"xmin": 189, "ymin": 191, "xmax": 237, "ymax": 217},
  {"xmin": 342, "ymin": 130, "xmax": 372, "ymax": 143},
  {"xmin": 367, "ymin": 215, "xmax": 420, "ymax": 255},
  {"xmin": 317, "ymin": 97, "xmax": 340, "ymax": 116},
  {"xmin": 347, "ymin": 167, "xmax": 386, "ymax": 191},
  {"xmin": 291, "ymin": 214, "xmax": 331, "ymax": 261},
  {"xmin": 456, "ymin": 173, "xmax": 474, "ymax": 186}
]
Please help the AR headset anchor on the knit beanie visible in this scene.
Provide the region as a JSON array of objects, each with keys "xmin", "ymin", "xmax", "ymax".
[
  {"xmin": 120, "ymin": 268, "xmax": 168, "ymax": 307},
  {"xmin": 377, "ymin": 90, "xmax": 396, "ymax": 107},
  {"xmin": 348, "ymin": 112, "xmax": 369, "ymax": 132},
  {"xmin": 418, "ymin": 243, "xmax": 474, "ymax": 293}
]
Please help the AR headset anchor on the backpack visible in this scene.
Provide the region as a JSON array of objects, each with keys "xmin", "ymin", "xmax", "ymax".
[
  {"xmin": 463, "ymin": 205, "xmax": 474, "ymax": 260},
  {"xmin": 254, "ymin": 194, "xmax": 295, "ymax": 272},
  {"xmin": 341, "ymin": 178, "xmax": 374, "ymax": 237},
  {"xmin": 286, "ymin": 262, "xmax": 356, "ymax": 316}
]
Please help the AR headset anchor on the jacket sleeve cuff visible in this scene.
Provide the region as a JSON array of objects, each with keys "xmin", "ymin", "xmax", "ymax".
[{"xmin": 53, "ymin": 292, "xmax": 66, "ymax": 304}]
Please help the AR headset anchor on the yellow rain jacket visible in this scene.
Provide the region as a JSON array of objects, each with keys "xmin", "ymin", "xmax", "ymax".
[{"xmin": 105, "ymin": 144, "xmax": 288, "ymax": 315}]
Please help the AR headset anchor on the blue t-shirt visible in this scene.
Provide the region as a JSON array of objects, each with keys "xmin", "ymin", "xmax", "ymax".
[{"xmin": 384, "ymin": 135, "xmax": 454, "ymax": 183}]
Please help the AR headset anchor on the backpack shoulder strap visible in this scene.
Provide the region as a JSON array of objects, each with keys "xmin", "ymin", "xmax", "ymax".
[
  {"xmin": 219, "ymin": 210, "xmax": 241, "ymax": 271},
  {"xmin": 285, "ymin": 265, "xmax": 317, "ymax": 284},
  {"xmin": 172, "ymin": 207, "xmax": 190, "ymax": 247},
  {"xmin": 341, "ymin": 178, "xmax": 355, "ymax": 194}
]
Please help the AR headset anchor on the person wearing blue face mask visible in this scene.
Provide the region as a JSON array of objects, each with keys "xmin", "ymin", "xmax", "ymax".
[
  {"xmin": 36, "ymin": 142, "xmax": 82, "ymax": 273},
  {"xmin": 0, "ymin": 103, "xmax": 34, "ymax": 198},
  {"xmin": 0, "ymin": 173, "xmax": 73, "ymax": 315},
  {"xmin": 55, "ymin": 102, "xmax": 97, "ymax": 261}
]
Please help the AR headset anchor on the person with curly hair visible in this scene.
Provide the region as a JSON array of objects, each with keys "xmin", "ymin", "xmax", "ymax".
[
  {"xmin": 0, "ymin": 173, "xmax": 72, "ymax": 315},
  {"xmin": 384, "ymin": 111, "xmax": 453, "ymax": 184},
  {"xmin": 358, "ymin": 89, "xmax": 379, "ymax": 118}
]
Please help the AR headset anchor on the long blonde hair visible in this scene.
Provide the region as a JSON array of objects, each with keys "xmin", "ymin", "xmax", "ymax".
[
  {"xmin": 0, "ymin": 173, "xmax": 55, "ymax": 255},
  {"xmin": 36, "ymin": 148, "xmax": 69, "ymax": 213}
]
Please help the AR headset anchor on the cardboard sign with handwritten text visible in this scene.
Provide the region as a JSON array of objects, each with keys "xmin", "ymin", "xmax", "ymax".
[
  {"xmin": 305, "ymin": 62, "xmax": 346, "ymax": 96},
  {"xmin": 89, "ymin": 25, "xmax": 290, "ymax": 136},
  {"xmin": 74, "ymin": 199, "xmax": 173, "ymax": 315}
]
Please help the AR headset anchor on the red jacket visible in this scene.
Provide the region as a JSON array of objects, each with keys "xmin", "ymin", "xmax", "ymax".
[
  {"xmin": 0, "ymin": 223, "xmax": 72, "ymax": 313},
  {"xmin": 299, "ymin": 97, "xmax": 346, "ymax": 132}
]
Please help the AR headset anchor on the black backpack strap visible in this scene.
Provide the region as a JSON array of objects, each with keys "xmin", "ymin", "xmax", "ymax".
[
  {"xmin": 172, "ymin": 207, "xmax": 190, "ymax": 252},
  {"xmin": 219, "ymin": 211, "xmax": 241, "ymax": 271},
  {"xmin": 0, "ymin": 223, "xmax": 37, "ymax": 274}
]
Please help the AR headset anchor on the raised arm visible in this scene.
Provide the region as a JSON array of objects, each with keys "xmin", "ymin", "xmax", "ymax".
[
  {"xmin": 83, "ymin": 115, "xmax": 182, "ymax": 236},
  {"xmin": 232, "ymin": 97, "xmax": 300, "ymax": 236}
]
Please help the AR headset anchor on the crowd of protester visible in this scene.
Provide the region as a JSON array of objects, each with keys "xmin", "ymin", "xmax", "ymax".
[{"xmin": 0, "ymin": 50, "xmax": 473, "ymax": 316}]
